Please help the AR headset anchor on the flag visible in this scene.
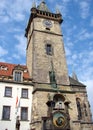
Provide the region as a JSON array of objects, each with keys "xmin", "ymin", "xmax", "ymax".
[
  {"xmin": 18, "ymin": 98, "xmax": 20, "ymax": 108},
  {"xmin": 16, "ymin": 96, "xmax": 18, "ymax": 108},
  {"xmin": 15, "ymin": 97, "xmax": 20, "ymax": 115}
]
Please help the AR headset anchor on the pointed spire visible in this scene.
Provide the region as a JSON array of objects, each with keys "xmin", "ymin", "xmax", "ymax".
[
  {"xmin": 41, "ymin": 0, "xmax": 45, "ymax": 3},
  {"xmin": 72, "ymin": 71, "xmax": 78, "ymax": 81},
  {"xmin": 37, "ymin": 0, "xmax": 50, "ymax": 12},
  {"xmin": 56, "ymin": 6, "xmax": 61, "ymax": 14},
  {"xmin": 32, "ymin": 0, "xmax": 36, "ymax": 8},
  {"xmin": 56, "ymin": 7, "xmax": 60, "ymax": 14}
]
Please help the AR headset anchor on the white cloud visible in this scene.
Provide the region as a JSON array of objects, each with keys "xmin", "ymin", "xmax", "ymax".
[
  {"xmin": 55, "ymin": 0, "xmax": 71, "ymax": 17},
  {"xmin": 0, "ymin": 46, "xmax": 8, "ymax": 57},
  {"xmin": 0, "ymin": 0, "xmax": 31, "ymax": 22},
  {"xmin": 0, "ymin": 58, "xmax": 6, "ymax": 62},
  {"xmin": 75, "ymin": 28, "xmax": 93, "ymax": 41},
  {"xmin": 14, "ymin": 34, "xmax": 26, "ymax": 57},
  {"xmin": 79, "ymin": 1, "xmax": 90, "ymax": 19},
  {"xmin": 0, "ymin": 15, "xmax": 10, "ymax": 23},
  {"xmin": 72, "ymin": 54, "xmax": 77, "ymax": 60},
  {"xmin": 65, "ymin": 47, "xmax": 71, "ymax": 56},
  {"xmin": 12, "ymin": 54, "xmax": 21, "ymax": 60}
]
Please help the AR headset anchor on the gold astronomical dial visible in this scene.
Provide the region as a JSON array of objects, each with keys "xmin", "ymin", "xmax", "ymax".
[{"xmin": 53, "ymin": 111, "xmax": 68, "ymax": 129}]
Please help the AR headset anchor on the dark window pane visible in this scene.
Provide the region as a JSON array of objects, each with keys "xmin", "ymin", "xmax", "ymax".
[
  {"xmin": 46, "ymin": 44, "xmax": 52, "ymax": 55},
  {"xmin": 2, "ymin": 106, "xmax": 10, "ymax": 120},
  {"xmin": 84, "ymin": 104, "xmax": 88, "ymax": 116},
  {"xmin": 22, "ymin": 89, "xmax": 28, "ymax": 98},
  {"xmin": 76, "ymin": 99, "xmax": 82, "ymax": 120},
  {"xmin": 5, "ymin": 87, "xmax": 12, "ymax": 97},
  {"xmin": 14, "ymin": 71, "xmax": 22, "ymax": 82},
  {"xmin": 21, "ymin": 107, "xmax": 28, "ymax": 120}
]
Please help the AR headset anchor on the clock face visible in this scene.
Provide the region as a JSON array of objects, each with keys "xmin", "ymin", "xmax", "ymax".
[
  {"xmin": 43, "ymin": 20, "xmax": 52, "ymax": 28},
  {"xmin": 53, "ymin": 111, "xmax": 68, "ymax": 129}
]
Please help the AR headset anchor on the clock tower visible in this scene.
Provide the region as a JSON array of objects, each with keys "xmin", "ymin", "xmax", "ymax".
[
  {"xmin": 25, "ymin": 1, "xmax": 93, "ymax": 130},
  {"xmin": 25, "ymin": 0, "xmax": 70, "ymax": 86}
]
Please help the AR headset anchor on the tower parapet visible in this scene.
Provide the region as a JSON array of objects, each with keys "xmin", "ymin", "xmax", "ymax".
[{"xmin": 25, "ymin": 1, "xmax": 63, "ymax": 37}]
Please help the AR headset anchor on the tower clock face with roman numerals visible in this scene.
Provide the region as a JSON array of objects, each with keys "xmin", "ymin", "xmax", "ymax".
[
  {"xmin": 53, "ymin": 111, "xmax": 68, "ymax": 129},
  {"xmin": 43, "ymin": 20, "xmax": 52, "ymax": 28}
]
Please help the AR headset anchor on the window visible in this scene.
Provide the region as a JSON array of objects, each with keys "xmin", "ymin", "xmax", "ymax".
[
  {"xmin": 76, "ymin": 98, "xmax": 82, "ymax": 120},
  {"xmin": 5, "ymin": 87, "xmax": 12, "ymax": 97},
  {"xmin": 14, "ymin": 71, "xmax": 22, "ymax": 82},
  {"xmin": 84, "ymin": 104, "xmax": 88, "ymax": 116},
  {"xmin": 46, "ymin": 44, "xmax": 52, "ymax": 55},
  {"xmin": 21, "ymin": 107, "xmax": 28, "ymax": 120},
  {"xmin": 21, "ymin": 89, "xmax": 28, "ymax": 98},
  {"xmin": 2, "ymin": 106, "xmax": 11, "ymax": 120}
]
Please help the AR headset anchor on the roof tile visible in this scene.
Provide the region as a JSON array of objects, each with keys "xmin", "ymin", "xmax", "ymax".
[{"xmin": 0, "ymin": 62, "xmax": 30, "ymax": 79}]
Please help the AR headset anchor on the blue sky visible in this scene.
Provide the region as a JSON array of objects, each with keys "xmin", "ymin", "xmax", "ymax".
[{"xmin": 0, "ymin": 0, "xmax": 93, "ymax": 117}]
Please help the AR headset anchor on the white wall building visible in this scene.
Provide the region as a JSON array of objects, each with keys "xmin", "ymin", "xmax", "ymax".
[{"xmin": 0, "ymin": 62, "xmax": 33, "ymax": 130}]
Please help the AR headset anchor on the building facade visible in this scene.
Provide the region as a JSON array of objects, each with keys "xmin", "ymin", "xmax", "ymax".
[
  {"xmin": 25, "ymin": 1, "xmax": 93, "ymax": 130},
  {"xmin": 0, "ymin": 1, "xmax": 93, "ymax": 130},
  {"xmin": 0, "ymin": 63, "xmax": 33, "ymax": 130}
]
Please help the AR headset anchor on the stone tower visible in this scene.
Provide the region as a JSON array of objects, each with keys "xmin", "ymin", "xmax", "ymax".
[{"xmin": 25, "ymin": 1, "xmax": 93, "ymax": 130}]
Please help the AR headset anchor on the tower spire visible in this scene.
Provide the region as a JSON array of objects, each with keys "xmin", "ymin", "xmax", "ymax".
[
  {"xmin": 41, "ymin": 0, "xmax": 45, "ymax": 3},
  {"xmin": 32, "ymin": 0, "xmax": 36, "ymax": 8},
  {"xmin": 72, "ymin": 71, "xmax": 78, "ymax": 81},
  {"xmin": 56, "ymin": 6, "xmax": 60, "ymax": 14}
]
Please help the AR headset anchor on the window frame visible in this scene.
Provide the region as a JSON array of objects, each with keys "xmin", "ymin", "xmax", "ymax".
[
  {"xmin": 46, "ymin": 44, "xmax": 53, "ymax": 55},
  {"xmin": 21, "ymin": 88, "xmax": 28, "ymax": 98},
  {"xmin": 76, "ymin": 98, "xmax": 82, "ymax": 120},
  {"xmin": 4, "ymin": 87, "xmax": 12, "ymax": 97},
  {"xmin": 2, "ymin": 106, "xmax": 11, "ymax": 120},
  {"xmin": 21, "ymin": 107, "xmax": 28, "ymax": 121},
  {"xmin": 14, "ymin": 70, "xmax": 23, "ymax": 82}
]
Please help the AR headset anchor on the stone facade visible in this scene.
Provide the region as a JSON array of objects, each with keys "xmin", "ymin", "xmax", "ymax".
[
  {"xmin": 26, "ymin": 17, "xmax": 70, "ymax": 85},
  {"xmin": 25, "ymin": 1, "xmax": 93, "ymax": 130}
]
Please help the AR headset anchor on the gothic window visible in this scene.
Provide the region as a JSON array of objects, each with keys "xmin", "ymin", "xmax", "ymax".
[
  {"xmin": 76, "ymin": 98, "xmax": 82, "ymax": 120},
  {"xmin": 2, "ymin": 106, "xmax": 11, "ymax": 120},
  {"xmin": 21, "ymin": 88, "xmax": 28, "ymax": 98},
  {"xmin": 84, "ymin": 104, "xmax": 88, "ymax": 116},
  {"xmin": 46, "ymin": 44, "xmax": 53, "ymax": 55},
  {"xmin": 21, "ymin": 107, "xmax": 28, "ymax": 121},
  {"xmin": 14, "ymin": 71, "xmax": 22, "ymax": 82},
  {"xmin": 5, "ymin": 87, "xmax": 12, "ymax": 97}
]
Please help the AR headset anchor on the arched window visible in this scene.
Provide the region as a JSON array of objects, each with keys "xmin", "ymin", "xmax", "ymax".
[
  {"xmin": 76, "ymin": 98, "xmax": 82, "ymax": 120},
  {"xmin": 84, "ymin": 103, "xmax": 88, "ymax": 116},
  {"xmin": 53, "ymin": 94, "xmax": 65, "ymax": 109}
]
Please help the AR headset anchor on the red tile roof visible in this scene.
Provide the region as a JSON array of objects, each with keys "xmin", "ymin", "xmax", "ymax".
[{"xmin": 0, "ymin": 62, "xmax": 30, "ymax": 79}]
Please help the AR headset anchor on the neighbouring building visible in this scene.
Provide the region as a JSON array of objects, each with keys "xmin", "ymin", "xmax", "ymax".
[
  {"xmin": 0, "ymin": 63, "xmax": 33, "ymax": 130},
  {"xmin": 0, "ymin": 0, "xmax": 93, "ymax": 130}
]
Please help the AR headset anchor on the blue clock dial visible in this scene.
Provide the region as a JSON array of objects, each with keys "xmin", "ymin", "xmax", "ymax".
[{"xmin": 43, "ymin": 20, "xmax": 52, "ymax": 28}]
